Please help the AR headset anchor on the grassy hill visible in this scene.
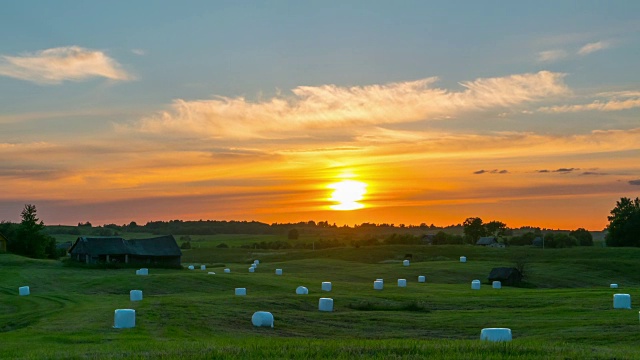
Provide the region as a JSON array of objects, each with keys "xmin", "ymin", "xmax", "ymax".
[{"xmin": 1, "ymin": 245, "xmax": 639, "ymax": 359}]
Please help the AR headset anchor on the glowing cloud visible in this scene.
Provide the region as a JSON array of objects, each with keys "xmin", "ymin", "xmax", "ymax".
[
  {"xmin": 0, "ymin": 46, "xmax": 133, "ymax": 84},
  {"xmin": 131, "ymin": 71, "xmax": 569, "ymax": 139},
  {"xmin": 578, "ymin": 41, "xmax": 610, "ymax": 55},
  {"xmin": 537, "ymin": 50, "xmax": 568, "ymax": 63}
]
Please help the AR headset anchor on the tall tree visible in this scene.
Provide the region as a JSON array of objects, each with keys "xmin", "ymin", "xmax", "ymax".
[
  {"xmin": 605, "ymin": 197, "xmax": 640, "ymax": 247},
  {"xmin": 12, "ymin": 204, "xmax": 56, "ymax": 259},
  {"xmin": 463, "ymin": 217, "xmax": 486, "ymax": 242},
  {"xmin": 570, "ymin": 228, "xmax": 593, "ymax": 246},
  {"xmin": 485, "ymin": 220, "xmax": 507, "ymax": 237}
]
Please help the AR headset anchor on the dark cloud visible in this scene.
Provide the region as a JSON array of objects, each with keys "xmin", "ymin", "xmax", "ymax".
[
  {"xmin": 536, "ymin": 170, "xmax": 550, "ymax": 173},
  {"xmin": 581, "ymin": 172, "xmax": 608, "ymax": 176},
  {"xmin": 629, "ymin": 179, "xmax": 640, "ymax": 186},
  {"xmin": 554, "ymin": 168, "xmax": 578, "ymax": 173},
  {"xmin": 473, "ymin": 169, "xmax": 508, "ymax": 175}
]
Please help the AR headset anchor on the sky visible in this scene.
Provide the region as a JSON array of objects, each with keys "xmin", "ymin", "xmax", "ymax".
[{"xmin": 1, "ymin": 1, "xmax": 639, "ymax": 230}]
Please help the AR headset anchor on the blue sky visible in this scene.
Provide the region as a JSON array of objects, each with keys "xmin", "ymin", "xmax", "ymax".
[{"xmin": 1, "ymin": 1, "xmax": 639, "ymax": 229}]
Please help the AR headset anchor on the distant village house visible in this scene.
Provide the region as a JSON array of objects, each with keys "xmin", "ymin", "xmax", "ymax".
[{"xmin": 476, "ymin": 236, "xmax": 505, "ymax": 248}]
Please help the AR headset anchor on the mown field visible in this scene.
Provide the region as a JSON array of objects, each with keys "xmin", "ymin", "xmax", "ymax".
[{"xmin": 1, "ymin": 242, "xmax": 639, "ymax": 359}]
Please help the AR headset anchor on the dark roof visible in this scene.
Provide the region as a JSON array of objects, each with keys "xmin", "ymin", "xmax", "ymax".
[
  {"xmin": 127, "ymin": 236, "xmax": 182, "ymax": 256},
  {"xmin": 68, "ymin": 235, "xmax": 181, "ymax": 257},
  {"xmin": 488, "ymin": 267, "xmax": 521, "ymax": 280},
  {"xmin": 476, "ymin": 236, "xmax": 497, "ymax": 245}
]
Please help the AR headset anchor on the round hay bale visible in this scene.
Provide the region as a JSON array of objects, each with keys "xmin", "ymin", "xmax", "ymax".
[
  {"xmin": 130, "ymin": 290, "xmax": 143, "ymax": 301},
  {"xmin": 403, "ymin": 260, "xmax": 410, "ymax": 267},
  {"xmin": 480, "ymin": 328, "xmax": 512, "ymax": 342},
  {"xmin": 398, "ymin": 279, "xmax": 407, "ymax": 287},
  {"xmin": 224, "ymin": 268, "xmax": 231, "ymax": 273},
  {"xmin": 138, "ymin": 268, "xmax": 148, "ymax": 276},
  {"xmin": 418, "ymin": 275, "xmax": 426, "ymax": 283},
  {"xmin": 319, "ymin": 297, "xmax": 334, "ymax": 312},
  {"xmin": 235, "ymin": 288, "xmax": 247, "ymax": 296},
  {"xmin": 613, "ymin": 294, "xmax": 631, "ymax": 309},
  {"xmin": 321, "ymin": 282, "xmax": 332, "ymax": 292},
  {"xmin": 460, "ymin": 256, "xmax": 467, "ymax": 263},
  {"xmin": 114, "ymin": 309, "xmax": 136, "ymax": 328},
  {"xmin": 275, "ymin": 269, "xmax": 283, "ymax": 276},
  {"xmin": 251, "ymin": 311, "xmax": 274, "ymax": 328},
  {"xmin": 296, "ymin": 286, "xmax": 309, "ymax": 295},
  {"xmin": 200, "ymin": 265, "xmax": 206, "ymax": 271},
  {"xmin": 188, "ymin": 265, "xmax": 195, "ymax": 270},
  {"xmin": 254, "ymin": 260, "xmax": 260, "ymax": 265},
  {"xmin": 610, "ymin": 283, "xmax": 618, "ymax": 289},
  {"xmin": 249, "ymin": 267, "xmax": 255, "ymax": 273},
  {"xmin": 208, "ymin": 271, "xmax": 216, "ymax": 275},
  {"xmin": 374, "ymin": 280, "xmax": 383, "ymax": 290},
  {"xmin": 492, "ymin": 281, "xmax": 502, "ymax": 289},
  {"xmin": 18, "ymin": 286, "xmax": 30, "ymax": 296}
]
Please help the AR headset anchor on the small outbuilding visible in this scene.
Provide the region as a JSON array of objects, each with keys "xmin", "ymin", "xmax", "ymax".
[
  {"xmin": 488, "ymin": 267, "xmax": 522, "ymax": 286},
  {"xmin": 532, "ymin": 237, "xmax": 543, "ymax": 247},
  {"xmin": 68, "ymin": 235, "xmax": 182, "ymax": 267}
]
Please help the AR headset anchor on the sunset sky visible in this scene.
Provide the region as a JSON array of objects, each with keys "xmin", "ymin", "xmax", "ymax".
[{"xmin": 1, "ymin": 1, "xmax": 639, "ymax": 230}]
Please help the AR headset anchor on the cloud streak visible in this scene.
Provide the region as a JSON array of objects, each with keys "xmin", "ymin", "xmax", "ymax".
[
  {"xmin": 129, "ymin": 71, "xmax": 569, "ymax": 139},
  {"xmin": 0, "ymin": 46, "xmax": 133, "ymax": 84},
  {"xmin": 578, "ymin": 41, "xmax": 609, "ymax": 55}
]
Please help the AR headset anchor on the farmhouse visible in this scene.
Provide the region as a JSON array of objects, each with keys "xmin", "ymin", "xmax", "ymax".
[
  {"xmin": 68, "ymin": 235, "xmax": 182, "ymax": 267},
  {"xmin": 476, "ymin": 236, "xmax": 502, "ymax": 247},
  {"xmin": 0, "ymin": 231, "xmax": 7, "ymax": 252},
  {"xmin": 488, "ymin": 267, "xmax": 522, "ymax": 286}
]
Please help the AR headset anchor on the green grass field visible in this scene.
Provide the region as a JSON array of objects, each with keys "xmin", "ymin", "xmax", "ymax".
[{"xmin": 1, "ymin": 244, "xmax": 639, "ymax": 359}]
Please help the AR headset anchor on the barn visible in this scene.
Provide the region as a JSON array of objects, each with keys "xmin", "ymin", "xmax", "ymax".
[
  {"xmin": 68, "ymin": 235, "xmax": 182, "ymax": 267},
  {"xmin": 488, "ymin": 267, "xmax": 522, "ymax": 286}
]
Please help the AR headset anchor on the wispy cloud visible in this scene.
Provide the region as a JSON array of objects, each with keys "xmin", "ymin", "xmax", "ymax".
[
  {"xmin": 128, "ymin": 71, "xmax": 569, "ymax": 139},
  {"xmin": 578, "ymin": 41, "xmax": 610, "ymax": 55},
  {"xmin": 131, "ymin": 49, "xmax": 145, "ymax": 56},
  {"xmin": 537, "ymin": 50, "xmax": 568, "ymax": 63},
  {"xmin": 629, "ymin": 180, "xmax": 640, "ymax": 186},
  {"xmin": 0, "ymin": 46, "xmax": 134, "ymax": 84},
  {"xmin": 474, "ymin": 169, "xmax": 508, "ymax": 174},
  {"xmin": 539, "ymin": 98, "xmax": 640, "ymax": 113}
]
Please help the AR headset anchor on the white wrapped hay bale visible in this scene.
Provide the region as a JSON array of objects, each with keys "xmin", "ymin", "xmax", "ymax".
[
  {"xmin": 188, "ymin": 265, "xmax": 195, "ymax": 270},
  {"xmin": 471, "ymin": 280, "xmax": 481, "ymax": 290},
  {"xmin": 418, "ymin": 276, "xmax": 426, "ymax": 283},
  {"xmin": 319, "ymin": 297, "xmax": 334, "ymax": 312},
  {"xmin": 613, "ymin": 294, "xmax": 631, "ymax": 309},
  {"xmin": 224, "ymin": 268, "xmax": 231, "ymax": 273},
  {"xmin": 460, "ymin": 256, "xmax": 467, "ymax": 263},
  {"xmin": 248, "ymin": 267, "xmax": 255, "ymax": 273},
  {"xmin": 275, "ymin": 269, "xmax": 283, "ymax": 276},
  {"xmin": 398, "ymin": 279, "xmax": 407, "ymax": 287},
  {"xmin": 235, "ymin": 288, "xmax": 247, "ymax": 296},
  {"xmin": 19, "ymin": 286, "xmax": 30, "ymax": 296},
  {"xmin": 403, "ymin": 260, "xmax": 410, "ymax": 267},
  {"xmin": 138, "ymin": 268, "xmax": 148, "ymax": 276},
  {"xmin": 374, "ymin": 280, "xmax": 383, "ymax": 290},
  {"xmin": 610, "ymin": 284, "xmax": 618, "ymax": 289},
  {"xmin": 250, "ymin": 264, "xmax": 256, "ymax": 269},
  {"xmin": 492, "ymin": 281, "xmax": 502, "ymax": 289},
  {"xmin": 130, "ymin": 290, "xmax": 143, "ymax": 301},
  {"xmin": 251, "ymin": 311, "xmax": 274, "ymax": 328},
  {"xmin": 114, "ymin": 309, "xmax": 136, "ymax": 328},
  {"xmin": 208, "ymin": 272, "xmax": 216, "ymax": 275},
  {"xmin": 200, "ymin": 265, "xmax": 206, "ymax": 271},
  {"xmin": 254, "ymin": 260, "xmax": 260, "ymax": 265},
  {"xmin": 376, "ymin": 278, "xmax": 384, "ymax": 283},
  {"xmin": 296, "ymin": 286, "xmax": 309, "ymax": 295},
  {"xmin": 321, "ymin": 282, "xmax": 332, "ymax": 292},
  {"xmin": 480, "ymin": 328, "xmax": 512, "ymax": 342}
]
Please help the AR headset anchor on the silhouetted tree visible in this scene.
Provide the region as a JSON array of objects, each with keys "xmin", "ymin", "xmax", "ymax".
[
  {"xmin": 11, "ymin": 204, "xmax": 57, "ymax": 259},
  {"xmin": 605, "ymin": 197, "xmax": 640, "ymax": 247},
  {"xmin": 463, "ymin": 217, "xmax": 486, "ymax": 242},
  {"xmin": 570, "ymin": 228, "xmax": 593, "ymax": 246}
]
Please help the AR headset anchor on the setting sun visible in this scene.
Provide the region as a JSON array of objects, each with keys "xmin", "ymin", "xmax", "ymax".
[{"xmin": 328, "ymin": 180, "xmax": 367, "ymax": 211}]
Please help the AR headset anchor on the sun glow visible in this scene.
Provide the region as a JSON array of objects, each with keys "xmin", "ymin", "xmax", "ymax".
[{"xmin": 328, "ymin": 180, "xmax": 367, "ymax": 211}]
